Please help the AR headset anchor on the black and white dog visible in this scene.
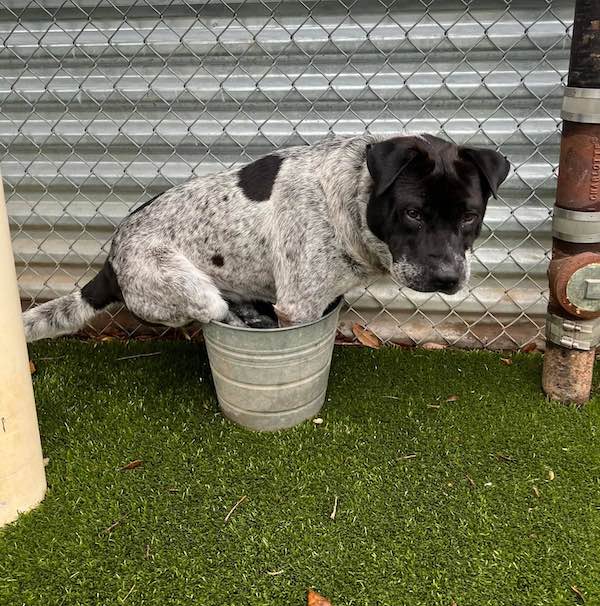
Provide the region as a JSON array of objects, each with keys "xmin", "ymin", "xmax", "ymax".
[{"xmin": 23, "ymin": 134, "xmax": 509, "ymax": 341}]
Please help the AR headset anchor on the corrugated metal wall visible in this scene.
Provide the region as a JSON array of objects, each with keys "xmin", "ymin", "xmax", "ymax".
[{"xmin": 0, "ymin": 0, "xmax": 573, "ymax": 347}]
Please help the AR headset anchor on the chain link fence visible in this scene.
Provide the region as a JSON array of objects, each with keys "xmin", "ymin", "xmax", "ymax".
[{"xmin": 1, "ymin": 0, "xmax": 573, "ymax": 348}]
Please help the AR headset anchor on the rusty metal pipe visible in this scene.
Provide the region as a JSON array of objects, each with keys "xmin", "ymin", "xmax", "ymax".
[{"xmin": 542, "ymin": 0, "xmax": 600, "ymax": 404}]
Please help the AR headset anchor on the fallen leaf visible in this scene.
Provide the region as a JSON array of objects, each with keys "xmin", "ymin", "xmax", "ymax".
[
  {"xmin": 548, "ymin": 469, "xmax": 555, "ymax": 481},
  {"xmin": 446, "ymin": 395, "xmax": 459, "ymax": 402},
  {"xmin": 521, "ymin": 342, "xmax": 537, "ymax": 353},
  {"xmin": 421, "ymin": 342, "xmax": 446, "ymax": 350},
  {"xmin": 532, "ymin": 485, "xmax": 540, "ymax": 498},
  {"xmin": 29, "ymin": 360, "xmax": 36, "ymax": 374},
  {"xmin": 312, "ymin": 417, "xmax": 324, "ymax": 425},
  {"xmin": 120, "ymin": 459, "xmax": 143, "ymax": 471},
  {"xmin": 43, "ymin": 457, "xmax": 50, "ymax": 466},
  {"xmin": 351, "ymin": 323, "xmax": 381, "ymax": 349},
  {"xmin": 571, "ymin": 585, "xmax": 585, "ymax": 602},
  {"xmin": 308, "ymin": 589, "xmax": 332, "ymax": 606},
  {"xmin": 500, "ymin": 357, "xmax": 512, "ymax": 366}
]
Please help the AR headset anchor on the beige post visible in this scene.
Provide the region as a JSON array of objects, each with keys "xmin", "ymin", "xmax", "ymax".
[{"xmin": 0, "ymin": 173, "xmax": 46, "ymax": 526}]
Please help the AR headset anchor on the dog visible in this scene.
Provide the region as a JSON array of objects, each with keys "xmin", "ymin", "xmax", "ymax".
[{"xmin": 23, "ymin": 133, "xmax": 510, "ymax": 341}]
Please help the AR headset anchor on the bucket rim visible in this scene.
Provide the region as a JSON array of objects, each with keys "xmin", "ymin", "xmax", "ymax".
[{"xmin": 207, "ymin": 296, "xmax": 344, "ymax": 333}]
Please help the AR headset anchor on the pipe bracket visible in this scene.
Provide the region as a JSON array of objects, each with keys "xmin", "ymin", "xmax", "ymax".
[
  {"xmin": 562, "ymin": 87, "xmax": 600, "ymax": 124},
  {"xmin": 552, "ymin": 207, "xmax": 600, "ymax": 243},
  {"xmin": 546, "ymin": 312, "xmax": 600, "ymax": 351}
]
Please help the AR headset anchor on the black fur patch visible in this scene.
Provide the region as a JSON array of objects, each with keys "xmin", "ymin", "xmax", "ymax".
[
  {"xmin": 130, "ymin": 192, "xmax": 163, "ymax": 215},
  {"xmin": 323, "ymin": 296, "xmax": 342, "ymax": 316},
  {"xmin": 237, "ymin": 155, "xmax": 283, "ymax": 201},
  {"xmin": 253, "ymin": 299, "xmax": 277, "ymax": 321},
  {"xmin": 211, "ymin": 254, "xmax": 224, "ymax": 267},
  {"xmin": 81, "ymin": 260, "xmax": 123, "ymax": 310}
]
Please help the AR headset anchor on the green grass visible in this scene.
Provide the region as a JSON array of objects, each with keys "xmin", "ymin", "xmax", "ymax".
[{"xmin": 1, "ymin": 340, "xmax": 599, "ymax": 606}]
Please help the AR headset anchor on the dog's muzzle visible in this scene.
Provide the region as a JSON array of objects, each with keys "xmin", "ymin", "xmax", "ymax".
[{"xmin": 391, "ymin": 257, "xmax": 468, "ymax": 295}]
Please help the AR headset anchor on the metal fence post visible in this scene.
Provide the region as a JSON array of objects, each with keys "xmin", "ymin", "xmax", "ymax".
[{"xmin": 542, "ymin": 0, "xmax": 600, "ymax": 404}]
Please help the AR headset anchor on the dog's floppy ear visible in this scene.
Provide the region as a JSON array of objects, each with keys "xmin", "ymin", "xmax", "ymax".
[
  {"xmin": 366, "ymin": 140, "xmax": 419, "ymax": 198},
  {"xmin": 459, "ymin": 147, "xmax": 510, "ymax": 199}
]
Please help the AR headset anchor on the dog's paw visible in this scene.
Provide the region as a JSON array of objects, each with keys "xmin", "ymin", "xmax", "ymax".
[{"xmin": 224, "ymin": 311, "xmax": 247, "ymax": 327}]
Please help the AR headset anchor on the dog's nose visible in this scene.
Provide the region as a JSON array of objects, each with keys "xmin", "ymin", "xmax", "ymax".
[{"xmin": 431, "ymin": 269, "xmax": 460, "ymax": 293}]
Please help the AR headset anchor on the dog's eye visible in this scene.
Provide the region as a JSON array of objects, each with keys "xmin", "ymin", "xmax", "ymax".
[
  {"xmin": 462, "ymin": 213, "xmax": 478, "ymax": 226},
  {"xmin": 406, "ymin": 208, "xmax": 422, "ymax": 221}
]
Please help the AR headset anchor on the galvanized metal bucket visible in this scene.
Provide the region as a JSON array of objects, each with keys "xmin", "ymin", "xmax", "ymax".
[{"xmin": 203, "ymin": 300, "xmax": 342, "ymax": 431}]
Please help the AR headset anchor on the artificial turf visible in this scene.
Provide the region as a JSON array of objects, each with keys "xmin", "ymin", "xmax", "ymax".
[{"xmin": 1, "ymin": 340, "xmax": 599, "ymax": 606}]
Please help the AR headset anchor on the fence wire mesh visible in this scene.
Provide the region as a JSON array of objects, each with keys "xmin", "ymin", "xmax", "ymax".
[{"xmin": 1, "ymin": 0, "xmax": 573, "ymax": 348}]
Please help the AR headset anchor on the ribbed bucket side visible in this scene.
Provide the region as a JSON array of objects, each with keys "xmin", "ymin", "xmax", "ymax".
[{"xmin": 204, "ymin": 303, "xmax": 341, "ymax": 431}]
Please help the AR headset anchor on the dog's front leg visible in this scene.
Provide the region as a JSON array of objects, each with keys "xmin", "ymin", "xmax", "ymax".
[
  {"xmin": 271, "ymin": 185, "xmax": 341, "ymax": 327},
  {"xmin": 273, "ymin": 300, "xmax": 325, "ymax": 328},
  {"xmin": 272, "ymin": 249, "xmax": 340, "ymax": 327},
  {"xmin": 273, "ymin": 304, "xmax": 293, "ymax": 327}
]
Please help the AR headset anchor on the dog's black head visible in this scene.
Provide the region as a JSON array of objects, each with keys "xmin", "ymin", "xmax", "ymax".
[{"xmin": 365, "ymin": 134, "xmax": 510, "ymax": 294}]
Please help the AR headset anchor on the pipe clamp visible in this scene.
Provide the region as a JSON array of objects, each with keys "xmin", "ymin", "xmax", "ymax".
[
  {"xmin": 562, "ymin": 87, "xmax": 600, "ymax": 124},
  {"xmin": 546, "ymin": 313, "xmax": 600, "ymax": 350},
  {"xmin": 552, "ymin": 207, "xmax": 600, "ymax": 243}
]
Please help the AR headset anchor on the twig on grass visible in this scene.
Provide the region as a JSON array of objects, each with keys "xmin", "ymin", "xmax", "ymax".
[
  {"xmin": 571, "ymin": 585, "xmax": 585, "ymax": 603},
  {"xmin": 495, "ymin": 453, "xmax": 517, "ymax": 463},
  {"xmin": 382, "ymin": 395, "xmax": 401, "ymax": 400},
  {"xmin": 103, "ymin": 514, "xmax": 128, "ymax": 534},
  {"xmin": 121, "ymin": 584, "xmax": 135, "ymax": 603},
  {"xmin": 224, "ymin": 495, "xmax": 247, "ymax": 523},
  {"xmin": 120, "ymin": 459, "xmax": 143, "ymax": 471},
  {"xmin": 330, "ymin": 495, "xmax": 338, "ymax": 521},
  {"xmin": 115, "ymin": 352, "xmax": 162, "ymax": 361}
]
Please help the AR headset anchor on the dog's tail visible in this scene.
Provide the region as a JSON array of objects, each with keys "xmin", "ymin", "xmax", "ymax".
[{"xmin": 23, "ymin": 260, "xmax": 123, "ymax": 342}]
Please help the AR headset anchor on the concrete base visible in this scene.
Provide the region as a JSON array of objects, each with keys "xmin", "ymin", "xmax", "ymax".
[{"xmin": 542, "ymin": 341, "xmax": 595, "ymax": 405}]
